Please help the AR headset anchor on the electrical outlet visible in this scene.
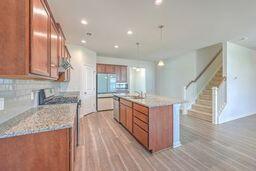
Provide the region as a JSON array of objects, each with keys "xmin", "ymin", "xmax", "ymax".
[
  {"xmin": 0, "ymin": 98, "xmax": 4, "ymax": 111},
  {"xmin": 31, "ymin": 92, "xmax": 34, "ymax": 100}
]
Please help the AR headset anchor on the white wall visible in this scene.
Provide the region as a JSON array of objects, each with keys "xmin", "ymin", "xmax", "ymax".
[
  {"xmin": 219, "ymin": 42, "xmax": 256, "ymax": 123},
  {"xmin": 60, "ymin": 44, "xmax": 97, "ymax": 112},
  {"xmin": 130, "ymin": 68, "xmax": 146, "ymax": 92},
  {"xmin": 97, "ymin": 56, "xmax": 155, "ymax": 93},
  {"xmin": 156, "ymin": 51, "xmax": 197, "ymax": 98},
  {"xmin": 156, "ymin": 44, "xmax": 221, "ymax": 99},
  {"xmin": 60, "ymin": 44, "xmax": 97, "ymax": 91}
]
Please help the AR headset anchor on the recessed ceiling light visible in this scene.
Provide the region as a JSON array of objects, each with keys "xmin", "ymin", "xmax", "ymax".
[
  {"xmin": 127, "ymin": 30, "xmax": 133, "ymax": 35},
  {"xmin": 81, "ymin": 40, "xmax": 86, "ymax": 44},
  {"xmin": 155, "ymin": 0, "xmax": 163, "ymax": 5},
  {"xmin": 114, "ymin": 45, "xmax": 119, "ymax": 49},
  {"xmin": 81, "ymin": 20, "xmax": 88, "ymax": 25}
]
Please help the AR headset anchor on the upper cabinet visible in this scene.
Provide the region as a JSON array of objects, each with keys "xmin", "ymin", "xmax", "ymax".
[
  {"xmin": 0, "ymin": 0, "xmax": 70, "ymax": 81},
  {"xmin": 120, "ymin": 66, "xmax": 127, "ymax": 83},
  {"xmin": 58, "ymin": 46, "xmax": 71, "ymax": 82},
  {"xmin": 115, "ymin": 65, "xmax": 121, "ymax": 82},
  {"xmin": 97, "ymin": 64, "xmax": 128, "ymax": 83},
  {"xmin": 50, "ymin": 19, "xmax": 59, "ymax": 79},
  {"xmin": 105, "ymin": 65, "xmax": 115, "ymax": 74},
  {"xmin": 96, "ymin": 64, "xmax": 106, "ymax": 73},
  {"xmin": 30, "ymin": 0, "xmax": 51, "ymax": 76}
]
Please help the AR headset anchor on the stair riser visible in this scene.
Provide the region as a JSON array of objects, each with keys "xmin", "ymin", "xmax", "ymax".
[
  {"xmin": 197, "ymin": 100, "xmax": 212, "ymax": 106},
  {"xmin": 202, "ymin": 92, "xmax": 212, "ymax": 96},
  {"xmin": 199, "ymin": 95, "xmax": 212, "ymax": 101},
  {"xmin": 192, "ymin": 106, "xmax": 212, "ymax": 113},
  {"xmin": 188, "ymin": 111, "xmax": 212, "ymax": 122}
]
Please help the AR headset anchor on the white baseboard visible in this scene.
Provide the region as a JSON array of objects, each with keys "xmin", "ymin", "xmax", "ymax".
[{"xmin": 173, "ymin": 141, "xmax": 182, "ymax": 148}]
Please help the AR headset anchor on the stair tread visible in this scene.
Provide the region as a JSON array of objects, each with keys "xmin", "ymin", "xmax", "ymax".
[
  {"xmin": 189, "ymin": 109, "xmax": 212, "ymax": 116},
  {"xmin": 193, "ymin": 104, "xmax": 212, "ymax": 109}
]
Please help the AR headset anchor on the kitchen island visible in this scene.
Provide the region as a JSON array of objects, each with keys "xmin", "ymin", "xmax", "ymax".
[{"xmin": 114, "ymin": 94, "xmax": 183, "ymax": 152}]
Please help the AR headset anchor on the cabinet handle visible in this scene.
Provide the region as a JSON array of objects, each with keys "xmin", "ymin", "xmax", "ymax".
[{"xmin": 51, "ymin": 64, "xmax": 57, "ymax": 67}]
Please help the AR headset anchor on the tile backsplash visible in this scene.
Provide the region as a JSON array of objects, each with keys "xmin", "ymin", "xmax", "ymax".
[{"xmin": 0, "ymin": 79, "xmax": 60, "ymax": 124}]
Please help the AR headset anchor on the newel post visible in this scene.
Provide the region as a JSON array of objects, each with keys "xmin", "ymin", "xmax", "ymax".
[
  {"xmin": 212, "ymin": 87, "xmax": 218, "ymax": 124},
  {"xmin": 182, "ymin": 87, "xmax": 188, "ymax": 115}
]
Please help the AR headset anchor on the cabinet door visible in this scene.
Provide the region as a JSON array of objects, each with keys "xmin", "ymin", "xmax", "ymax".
[
  {"xmin": 115, "ymin": 66, "xmax": 121, "ymax": 82},
  {"xmin": 126, "ymin": 106, "xmax": 133, "ymax": 133},
  {"xmin": 50, "ymin": 20, "xmax": 59, "ymax": 79},
  {"xmin": 30, "ymin": 0, "xmax": 50, "ymax": 76},
  {"xmin": 120, "ymin": 104, "xmax": 126, "ymax": 126},
  {"xmin": 97, "ymin": 64, "xmax": 106, "ymax": 73},
  {"xmin": 121, "ymin": 66, "xmax": 127, "ymax": 82},
  {"xmin": 105, "ymin": 65, "xmax": 115, "ymax": 74}
]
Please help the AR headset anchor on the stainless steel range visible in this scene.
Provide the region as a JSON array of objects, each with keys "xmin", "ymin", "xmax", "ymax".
[
  {"xmin": 38, "ymin": 88, "xmax": 81, "ymax": 146},
  {"xmin": 38, "ymin": 89, "xmax": 79, "ymax": 105}
]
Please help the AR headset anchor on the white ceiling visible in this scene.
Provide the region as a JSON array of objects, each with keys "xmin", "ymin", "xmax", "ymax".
[{"xmin": 48, "ymin": 0, "xmax": 256, "ymax": 61}]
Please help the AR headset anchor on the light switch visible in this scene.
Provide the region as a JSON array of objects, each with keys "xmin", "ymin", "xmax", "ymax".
[{"xmin": 0, "ymin": 98, "xmax": 4, "ymax": 111}]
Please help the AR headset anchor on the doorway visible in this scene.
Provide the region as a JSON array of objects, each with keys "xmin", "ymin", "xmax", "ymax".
[{"xmin": 80, "ymin": 65, "xmax": 96, "ymax": 116}]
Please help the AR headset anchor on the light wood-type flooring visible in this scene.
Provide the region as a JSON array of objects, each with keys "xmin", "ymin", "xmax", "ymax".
[{"xmin": 75, "ymin": 110, "xmax": 256, "ymax": 171}]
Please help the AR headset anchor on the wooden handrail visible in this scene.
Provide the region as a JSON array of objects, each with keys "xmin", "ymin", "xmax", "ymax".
[{"xmin": 186, "ymin": 49, "xmax": 223, "ymax": 89}]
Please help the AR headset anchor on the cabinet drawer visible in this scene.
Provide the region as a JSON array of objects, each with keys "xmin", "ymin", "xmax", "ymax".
[
  {"xmin": 133, "ymin": 110, "xmax": 148, "ymax": 123},
  {"xmin": 133, "ymin": 103, "xmax": 148, "ymax": 115},
  {"xmin": 133, "ymin": 124, "xmax": 148, "ymax": 148},
  {"xmin": 120, "ymin": 99, "xmax": 132, "ymax": 108},
  {"xmin": 134, "ymin": 117, "xmax": 148, "ymax": 132}
]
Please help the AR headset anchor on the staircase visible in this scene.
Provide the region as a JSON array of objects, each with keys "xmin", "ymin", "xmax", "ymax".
[{"xmin": 188, "ymin": 68, "xmax": 223, "ymax": 122}]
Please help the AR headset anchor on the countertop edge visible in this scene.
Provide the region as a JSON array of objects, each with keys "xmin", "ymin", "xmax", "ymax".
[
  {"xmin": 116, "ymin": 95, "xmax": 185, "ymax": 108},
  {"xmin": 0, "ymin": 124, "xmax": 73, "ymax": 139}
]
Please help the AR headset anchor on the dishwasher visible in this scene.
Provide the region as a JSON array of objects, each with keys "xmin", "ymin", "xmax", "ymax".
[{"xmin": 113, "ymin": 96, "xmax": 120, "ymax": 122}]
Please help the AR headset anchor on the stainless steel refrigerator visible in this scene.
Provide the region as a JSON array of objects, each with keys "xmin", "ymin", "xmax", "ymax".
[{"xmin": 97, "ymin": 74, "xmax": 117, "ymax": 111}]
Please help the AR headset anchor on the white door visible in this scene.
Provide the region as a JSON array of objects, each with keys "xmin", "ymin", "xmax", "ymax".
[{"xmin": 81, "ymin": 65, "xmax": 96, "ymax": 116}]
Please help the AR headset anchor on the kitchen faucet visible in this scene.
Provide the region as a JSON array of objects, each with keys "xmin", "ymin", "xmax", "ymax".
[{"xmin": 134, "ymin": 91, "xmax": 143, "ymax": 98}]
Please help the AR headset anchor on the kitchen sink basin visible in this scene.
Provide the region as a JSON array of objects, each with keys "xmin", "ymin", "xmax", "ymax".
[{"xmin": 127, "ymin": 96, "xmax": 144, "ymax": 99}]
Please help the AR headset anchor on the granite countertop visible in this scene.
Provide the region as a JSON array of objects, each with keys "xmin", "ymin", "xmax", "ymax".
[
  {"xmin": 58, "ymin": 91, "xmax": 80, "ymax": 98},
  {"xmin": 0, "ymin": 103, "xmax": 77, "ymax": 139},
  {"xmin": 114, "ymin": 93, "xmax": 184, "ymax": 108}
]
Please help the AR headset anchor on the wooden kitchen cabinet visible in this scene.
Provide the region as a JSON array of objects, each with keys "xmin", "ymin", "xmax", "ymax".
[
  {"xmin": 30, "ymin": 0, "xmax": 51, "ymax": 76},
  {"xmin": 105, "ymin": 65, "xmax": 115, "ymax": 74},
  {"xmin": 58, "ymin": 46, "xmax": 71, "ymax": 82},
  {"xmin": 120, "ymin": 99, "xmax": 133, "ymax": 133},
  {"xmin": 96, "ymin": 64, "xmax": 128, "ymax": 82},
  {"xmin": 0, "ymin": 0, "xmax": 68, "ymax": 80},
  {"xmin": 0, "ymin": 129, "xmax": 74, "ymax": 171},
  {"xmin": 97, "ymin": 64, "xmax": 106, "ymax": 73},
  {"xmin": 115, "ymin": 65, "xmax": 121, "ymax": 82},
  {"xmin": 120, "ymin": 104, "xmax": 126, "ymax": 126},
  {"xmin": 120, "ymin": 66, "xmax": 128, "ymax": 82},
  {"xmin": 118, "ymin": 97, "xmax": 174, "ymax": 152},
  {"xmin": 50, "ymin": 19, "xmax": 59, "ymax": 79},
  {"xmin": 126, "ymin": 106, "xmax": 133, "ymax": 133},
  {"xmin": 0, "ymin": 111, "xmax": 78, "ymax": 171}
]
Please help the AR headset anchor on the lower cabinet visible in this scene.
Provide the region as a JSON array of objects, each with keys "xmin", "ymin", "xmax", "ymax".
[
  {"xmin": 120, "ymin": 100, "xmax": 133, "ymax": 133},
  {"xmin": 0, "ymin": 123, "xmax": 77, "ymax": 171},
  {"xmin": 119, "ymin": 98, "xmax": 173, "ymax": 152},
  {"xmin": 133, "ymin": 123, "xmax": 148, "ymax": 148},
  {"xmin": 126, "ymin": 106, "xmax": 133, "ymax": 133},
  {"xmin": 120, "ymin": 103, "xmax": 126, "ymax": 126}
]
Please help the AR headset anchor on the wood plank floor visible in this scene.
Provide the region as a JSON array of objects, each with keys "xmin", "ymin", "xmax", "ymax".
[{"xmin": 74, "ymin": 111, "xmax": 256, "ymax": 171}]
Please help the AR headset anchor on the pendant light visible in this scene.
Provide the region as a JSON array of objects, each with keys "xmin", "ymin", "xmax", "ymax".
[
  {"xmin": 157, "ymin": 25, "xmax": 165, "ymax": 66},
  {"xmin": 134, "ymin": 42, "xmax": 141, "ymax": 71}
]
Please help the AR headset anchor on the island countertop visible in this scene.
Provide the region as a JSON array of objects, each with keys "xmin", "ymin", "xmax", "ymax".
[
  {"xmin": 114, "ymin": 93, "xmax": 184, "ymax": 108},
  {"xmin": 0, "ymin": 103, "xmax": 77, "ymax": 139}
]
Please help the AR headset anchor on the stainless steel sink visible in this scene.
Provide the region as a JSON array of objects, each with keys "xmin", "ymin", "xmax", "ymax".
[{"xmin": 127, "ymin": 95, "xmax": 144, "ymax": 99}]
